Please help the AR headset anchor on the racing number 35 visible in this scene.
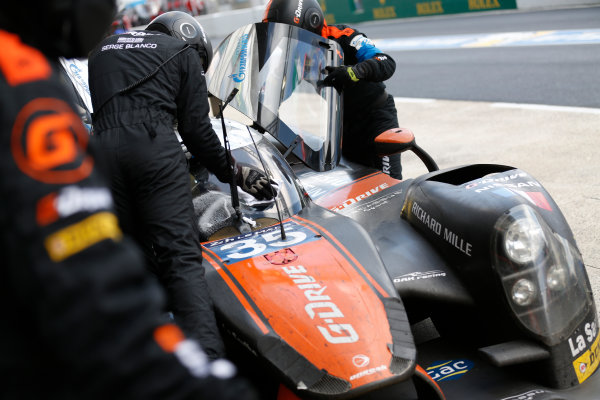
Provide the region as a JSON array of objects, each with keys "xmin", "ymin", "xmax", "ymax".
[{"xmin": 220, "ymin": 229, "xmax": 308, "ymax": 259}]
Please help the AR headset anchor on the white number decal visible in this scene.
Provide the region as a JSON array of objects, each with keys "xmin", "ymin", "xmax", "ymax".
[
  {"xmin": 221, "ymin": 239, "xmax": 266, "ymax": 259},
  {"xmin": 220, "ymin": 227, "xmax": 308, "ymax": 259}
]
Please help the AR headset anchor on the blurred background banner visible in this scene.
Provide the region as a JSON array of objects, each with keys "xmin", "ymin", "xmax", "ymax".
[
  {"xmin": 320, "ymin": 0, "xmax": 517, "ymax": 24},
  {"xmin": 113, "ymin": 0, "xmax": 600, "ymax": 39}
]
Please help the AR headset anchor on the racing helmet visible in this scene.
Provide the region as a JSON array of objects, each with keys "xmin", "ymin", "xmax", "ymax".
[
  {"xmin": 263, "ymin": 0, "xmax": 325, "ymax": 35},
  {"xmin": 146, "ymin": 11, "xmax": 213, "ymax": 72},
  {"xmin": 0, "ymin": 0, "xmax": 117, "ymax": 58}
]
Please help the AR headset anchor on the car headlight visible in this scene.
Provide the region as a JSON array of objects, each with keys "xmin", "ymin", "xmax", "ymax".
[
  {"xmin": 511, "ymin": 278, "xmax": 537, "ymax": 306},
  {"xmin": 504, "ymin": 217, "xmax": 545, "ymax": 264},
  {"xmin": 493, "ymin": 205, "xmax": 591, "ymax": 345}
]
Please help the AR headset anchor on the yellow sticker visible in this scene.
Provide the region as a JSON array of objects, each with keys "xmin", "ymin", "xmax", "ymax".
[
  {"xmin": 573, "ymin": 332, "xmax": 600, "ymax": 383},
  {"xmin": 45, "ymin": 212, "xmax": 122, "ymax": 262}
]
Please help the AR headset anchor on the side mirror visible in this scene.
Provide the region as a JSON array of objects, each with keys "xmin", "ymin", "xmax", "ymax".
[{"xmin": 374, "ymin": 128, "xmax": 439, "ymax": 172}]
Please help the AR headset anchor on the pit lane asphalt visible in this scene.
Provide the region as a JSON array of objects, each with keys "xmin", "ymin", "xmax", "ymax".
[{"xmin": 396, "ymin": 97, "xmax": 600, "ymax": 317}]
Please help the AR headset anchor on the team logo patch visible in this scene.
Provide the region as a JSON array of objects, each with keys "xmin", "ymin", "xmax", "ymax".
[
  {"xmin": 11, "ymin": 98, "xmax": 93, "ymax": 184},
  {"xmin": 44, "ymin": 212, "xmax": 122, "ymax": 262},
  {"xmin": 264, "ymin": 248, "xmax": 298, "ymax": 265}
]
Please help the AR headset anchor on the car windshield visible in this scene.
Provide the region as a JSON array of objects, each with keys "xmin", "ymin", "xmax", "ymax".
[{"xmin": 206, "ymin": 22, "xmax": 343, "ymax": 172}]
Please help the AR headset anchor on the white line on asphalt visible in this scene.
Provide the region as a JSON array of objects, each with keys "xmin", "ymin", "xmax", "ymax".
[
  {"xmin": 491, "ymin": 102, "xmax": 600, "ymax": 114},
  {"xmin": 393, "ymin": 97, "xmax": 437, "ymax": 103},
  {"xmin": 394, "ymin": 97, "xmax": 600, "ymax": 114},
  {"xmin": 375, "ymin": 29, "xmax": 600, "ymax": 51}
]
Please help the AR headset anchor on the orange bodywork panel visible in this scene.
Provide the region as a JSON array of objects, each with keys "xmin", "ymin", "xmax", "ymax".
[
  {"xmin": 315, "ymin": 172, "xmax": 401, "ymax": 211},
  {"xmin": 203, "ymin": 218, "xmax": 396, "ymax": 389}
]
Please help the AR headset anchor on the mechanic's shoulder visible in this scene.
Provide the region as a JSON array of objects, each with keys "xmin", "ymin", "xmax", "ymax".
[
  {"xmin": 323, "ymin": 23, "xmax": 359, "ymax": 39},
  {"xmin": 0, "ymin": 30, "xmax": 53, "ymax": 87}
]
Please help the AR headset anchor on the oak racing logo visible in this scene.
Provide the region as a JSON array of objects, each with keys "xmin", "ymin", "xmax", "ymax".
[
  {"xmin": 282, "ymin": 264, "xmax": 359, "ymax": 344},
  {"xmin": 352, "ymin": 354, "xmax": 370, "ymax": 368}
]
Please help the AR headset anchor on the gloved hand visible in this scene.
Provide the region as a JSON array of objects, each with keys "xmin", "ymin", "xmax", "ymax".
[
  {"xmin": 235, "ymin": 163, "xmax": 277, "ymax": 200},
  {"xmin": 322, "ymin": 65, "xmax": 359, "ymax": 93}
]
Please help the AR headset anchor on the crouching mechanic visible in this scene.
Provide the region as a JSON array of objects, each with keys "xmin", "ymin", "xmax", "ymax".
[
  {"xmin": 88, "ymin": 11, "xmax": 277, "ymax": 361},
  {"xmin": 263, "ymin": 0, "xmax": 405, "ymax": 180},
  {"xmin": 0, "ymin": 0, "xmax": 257, "ymax": 399}
]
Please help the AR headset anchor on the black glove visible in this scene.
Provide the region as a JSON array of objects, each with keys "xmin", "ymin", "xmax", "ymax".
[
  {"xmin": 235, "ymin": 163, "xmax": 277, "ymax": 200},
  {"xmin": 322, "ymin": 65, "xmax": 359, "ymax": 93}
]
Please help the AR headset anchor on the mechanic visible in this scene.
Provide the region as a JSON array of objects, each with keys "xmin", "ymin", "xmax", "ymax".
[
  {"xmin": 0, "ymin": 1, "xmax": 258, "ymax": 399},
  {"xmin": 88, "ymin": 10, "xmax": 276, "ymax": 360},
  {"xmin": 263, "ymin": 0, "xmax": 405, "ymax": 180}
]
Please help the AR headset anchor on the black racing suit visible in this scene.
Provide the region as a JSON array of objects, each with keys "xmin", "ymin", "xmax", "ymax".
[
  {"xmin": 322, "ymin": 23, "xmax": 402, "ymax": 179},
  {"xmin": 0, "ymin": 29, "xmax": 250, "ymax": 399},
  {"xmin": 88, "ymin": 31, "xmax": 230, "ymax": 359}
]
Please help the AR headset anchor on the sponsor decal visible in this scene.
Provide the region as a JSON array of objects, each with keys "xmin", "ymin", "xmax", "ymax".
[
  {"xmin": 281, "ymin": 264, "xmax": 359, "ymax": 344},
  {"xmin": 349, "ymin": 364, "xmax": 387, "ymax": 381},
  {"xmin": 124, "ymin": 43, "xmax": 157, "ymax": 49},
  {"xmin": 204, "ymin": 221, "xmax": 317, "ymax": 262},
  {"xmin": 11, "ymin": 98, "xmax": 93, "ymax": 184},
  {"xmin": 353, "ymin": 354, "xmax": 370, "ymax": 368},
  {"xmin": 264, "ymin": 248, "xmax": 298, "ymax": 265},
  {"xmin": 512, "ymin": 190, "xmax": 552, "ymax": 211},
  {"xmin": 375, "ymin": 55, "xmax": 388, "ymax": 62},
  {"xmin": 229, "ymin": 33, "xmax": 250, "ymax": 83},
  {"xmin": 426, "ymin": 359, "xmax": 473, "ymax": 382},
  {"xmin": 382, "ymin": 156, "xmax": 390, "ymax": 175},
  {"xmin": 569, "ymin": 320, "xmax": 598, "ymax": 357},
  {"xmin": 293, "ymin": 0, "xmax": 304, "ymax": 24},
  {"xmin": 332, "ymin": 182, "xmax": 389, "ymax": 211},
  {"xmin": 102, "ymin": 43, "xmax": 125, "ymax": 51},
  {"xmin": 36, "ymin": 186, "xmax": 113, "ymax": 226},
  {"xmin": 573, "ymin": 333, "xmax": 600, "ymax": 383},
  {"xmin": 500, "ymin": 389, "xmax": 549, "ymax": 400},
  {"xmin": 117, "ymin": 37, "xmax": 144, "ymax": 43},
  {"xmin": 465, "ymin": 172, "xmax": 528, "ymax": 189},
  {"xmin": 489, "ymin": 187, "xmax": 552, "ymax": 211},
  {"xmin": 394, "ymin": 270, "xmax": 446, "ymax": 283},
  {"xmin": 335, "ymin": 188, "xmax": 403, "ymax": 217},
  {"xmin": 568, "ymin": 317, "xmax": 600, "ymax": 383},
  {"xmin": 373, "ymin": 6, "xmax": 397, "ymax": 19},
  {"xmin": 416, "ymin": 1, "xmax": 444, "ymax": 15},
  {"xmin": 350, "ymin": 35, "xmax": 375, "ymax": 51},
  {"xmin": 469, "ymin": 0, "xmax": 501, "ymax": 11},
  {"xmin": 411, "ymin": 202, "xmax": 472, "ymax": 256},
  {"xmin": 66, "ymin": 61, "xmax": 91, "ymax": 97},
  {"xmin": 44, "ymin": 212, "xmax": 122, "ymax": 262},
  {"xmin": 465, "ymin": 173, "xmax": 548, "ymax": 206}
]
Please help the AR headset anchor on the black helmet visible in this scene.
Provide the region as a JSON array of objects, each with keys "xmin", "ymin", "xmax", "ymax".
[
  {"xmin": 0, "ymin": 0, "xmax": 116, "ymax": 58},
  {"xmin": 146, "ymin": 11, "xmax": 213, "ymax": 72},
  {"xmin": 263, "ymin": 0, "xmax": 324, "ymax": 35}
]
